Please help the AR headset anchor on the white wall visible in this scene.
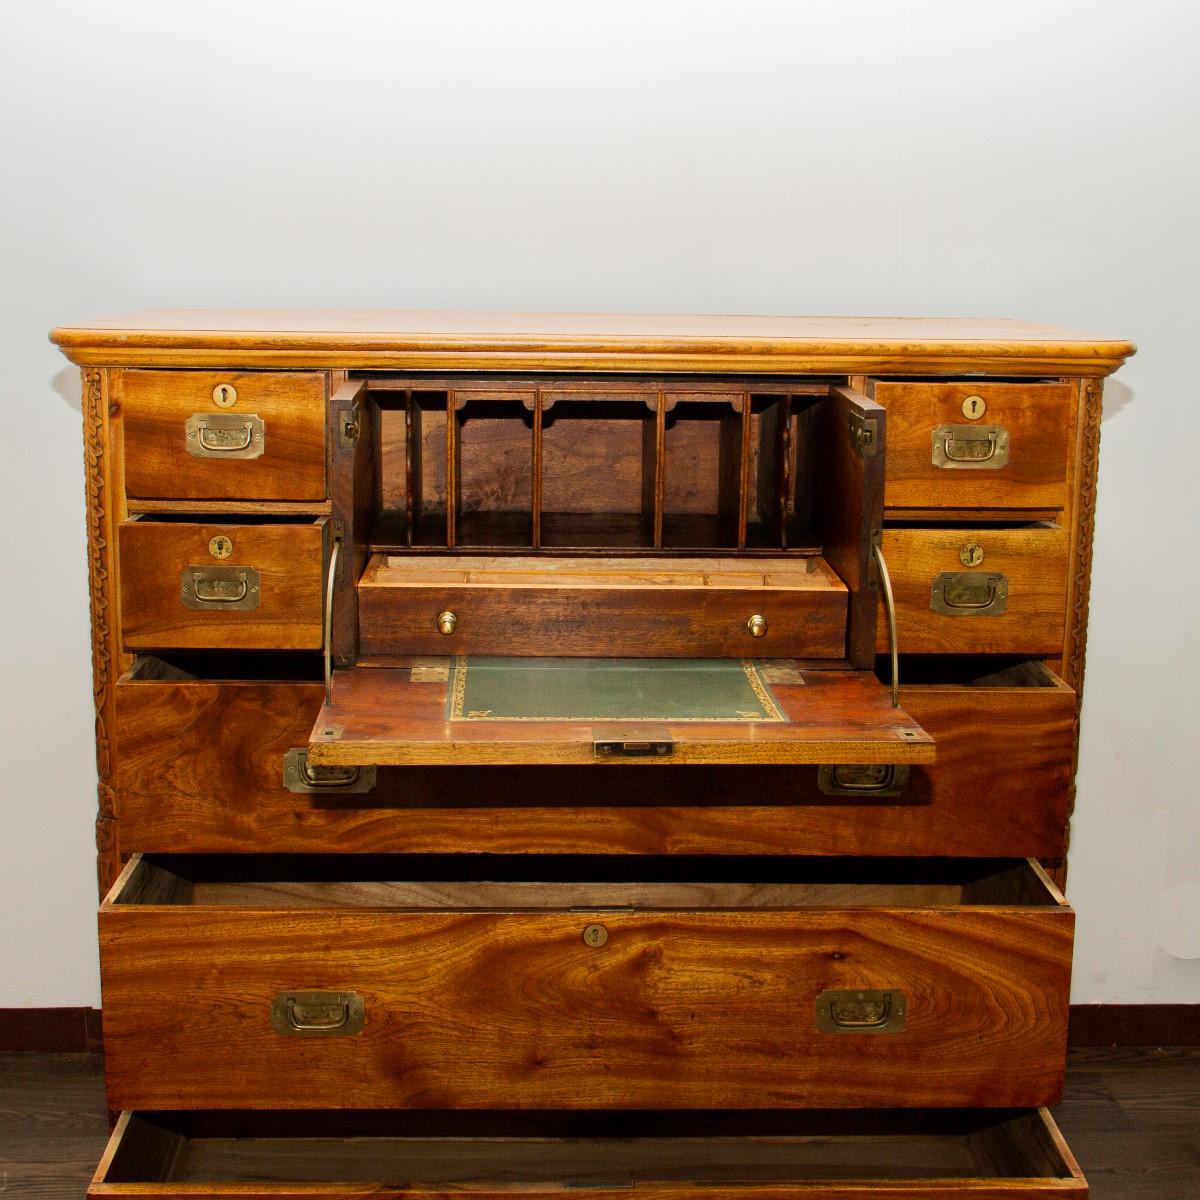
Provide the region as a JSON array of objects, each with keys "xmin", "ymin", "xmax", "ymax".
[{"xmin": 2, "ymin": 0, "xmax": 1196, "ymax": 1008}]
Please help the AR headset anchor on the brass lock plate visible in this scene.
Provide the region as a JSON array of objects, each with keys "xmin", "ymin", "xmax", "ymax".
[
  {"xmin": 931, "ymin": 423, "xmax": 1009, "ymax": 469},
  {"xmin": 282, "ymin": 749, "xmax": 376, "ymax": 794},
  {"xmin": 593, "ymin": 726, "xmax": 675, "ymax": 759},
  {"xmin": 185, "ymin": 412, "xmax": 265, "ymax": 460},
  {"xmin": 818, "ymin": 763, "xmax": 911, "ymax": 797},
  {"xmin": 180, "ymin": 565, "xmax": 261, "ymax": 611},
  {"xmin": 815, "ymin": 988, "xmax": 907, "ymax": 1034},
  {"xmin": 930, "ymin": 571, "xmax": 1008, "ymax": 617},
  {"xmin": 270, "ymin": 990, "xmax": 364, "ymax": 1037}
]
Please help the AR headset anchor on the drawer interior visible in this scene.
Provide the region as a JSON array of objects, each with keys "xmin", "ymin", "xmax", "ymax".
[
  {"xmin": 109, "ymin": 855, "xmax": 1065, "ymax": 910},
  {"xmin": 96, "ymin": 1109, "xmax": 1084, "ymax": 1192}
]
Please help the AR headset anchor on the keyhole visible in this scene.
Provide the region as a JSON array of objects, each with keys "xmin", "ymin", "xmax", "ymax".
[
  {"xmin": 213, "ymin": 383, "xmax": 237, "ymax": 408},
  {"xmin": 961, "ymin": 395, "xmax": 986, "ymax": 420}
]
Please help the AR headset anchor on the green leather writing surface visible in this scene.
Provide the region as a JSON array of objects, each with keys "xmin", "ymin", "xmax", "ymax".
[{"xmin": 447, "ymin": 657, "xmax": 784, "ymax": 722}]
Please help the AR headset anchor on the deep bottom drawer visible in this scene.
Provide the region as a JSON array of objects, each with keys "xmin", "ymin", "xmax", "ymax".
[
  {"xmin": 92, "ymin": 1109, "xmax": 1087, "ymax": 1199},
  {"xmin": 100, "ymin": 855, "xmax": 1072, "ymax": 1111}
]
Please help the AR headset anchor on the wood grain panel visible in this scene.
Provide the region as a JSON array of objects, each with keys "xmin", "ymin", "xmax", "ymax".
[
  {"xmin": 118, "ymin": 370, "xmax": 326, "ymax": 501},
  {"xmin": 307, "ymin": 667, "xmax": 934, "ymax": 767},
  {"xmin": 868, "ymin": 381, "xmax": 1072, "ymax": 511},
  {"xmin": 99, "ymin": 871, "xmax": 1071, "ymax": 1111},
  {"xmin": 877, "ymin": 525, "xmax": 1069, "ymax": 655},
  {"xmin": 118, "ymin": 519, "xmax": 326, "ymax": 650}
]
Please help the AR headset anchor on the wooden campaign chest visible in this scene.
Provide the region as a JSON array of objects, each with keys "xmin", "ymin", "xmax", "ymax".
[{"xmin": 51, "ymin": 311, "xmax": 1133, "ymax": 1197}]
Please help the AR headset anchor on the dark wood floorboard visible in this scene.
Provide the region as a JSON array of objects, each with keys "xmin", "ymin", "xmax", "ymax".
[{"xmin": 0, "ymin": 1049, "xmax": 1196, "ymax": 1198}]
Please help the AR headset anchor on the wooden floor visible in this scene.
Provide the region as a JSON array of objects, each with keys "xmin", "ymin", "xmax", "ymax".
[{"xmin": 1, "ymin": 1049, "xmax": 1197, "ymax": 1198}]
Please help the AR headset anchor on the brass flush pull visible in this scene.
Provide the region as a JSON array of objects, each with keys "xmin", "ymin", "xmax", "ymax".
[
  {"xmin": 746, "ymin": 614, "xmax": 768, "ymax": 638},
  {"xmin": 282, "ymin": 749, "xmax": 376, "ymax": 794},
  {"xmin": 818, "ymin": 764, "xmax": 910, "ymax": 797},
  {"xmin": 270, "ymin": 990, "xmax": 364, "ymax": 1037},
  {"xmin": 180, "ymin": 566, "xmax": 260, "ymax": 610},
  {"xmin": 185, "ymin": 413, "xmax": 265, "ymax": 459},
  {"xmin": 930, "ymin": 571, "xmax": 1009, "ymax": 616},
  {"xmin": 931, "ymin": 423, "xmax": 1009, "ymax": 469},
  {"xmin": 437, "ymin": 611, "xmax": 458, "ymax": 635},
  {"xmin": 816, "ymin": 989, "xmax": 907, "ymax": 1034}
]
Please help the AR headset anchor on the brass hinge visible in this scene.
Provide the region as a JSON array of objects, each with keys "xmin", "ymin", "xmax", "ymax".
[{"xmin": 848, "ymin": 409, "xmax": 878, "ymax": 457}]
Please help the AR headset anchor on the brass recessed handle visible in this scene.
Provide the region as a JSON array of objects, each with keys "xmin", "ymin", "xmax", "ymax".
[
  {"xmin": 437, "ymin": 611, "xmax": 457, "ymax": 636},
  {"xmin": 746, "ymin": 614, "xmax": 768, "ymax": 638},
  {"xmin": 269, "ymin": 990, "xmax": 364, "ymax": 1037},
  {"xmin": 816, "ymin": 988, "xmax": 907, "ymax": 1034}
]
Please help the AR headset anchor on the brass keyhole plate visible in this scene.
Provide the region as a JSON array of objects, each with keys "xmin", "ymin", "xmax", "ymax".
[
  {"xmin": 961, "ymin": 394, "xmax": 986, "ymax": 419},
  {"xmin": 959, "ymin": 542, "xmax": 984, "ymax": 567},
  {"xmin": 582, "ymin": 923, "xmax": 609, "ymax": 948},
  {"xmin": 213, "ymin": 383, "xmax": 238, "ymax": 408},
  {"xmin": 209, "ymin": 536, "xmax": 233, "ymax": 560}
]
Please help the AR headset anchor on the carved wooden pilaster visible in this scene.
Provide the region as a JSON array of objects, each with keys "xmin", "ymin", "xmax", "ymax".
[
  {"xmin": 82, "ymin": 367, "xmax": 122, "ymax": 896},
  {"xmin": 1064, "ymin": 379, "xmax": 1103, "ymax": 696}
]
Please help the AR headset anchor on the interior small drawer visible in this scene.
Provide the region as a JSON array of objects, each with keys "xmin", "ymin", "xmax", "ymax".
[
  {"xmin": 867, "ymin": 379, "xmax": 1073, "ymax": 511},
  {"xmin": 100, "ymin": 855, "xmax": 1071, "ymax": 1112},
  {"xmin": 91, "ymin": 1108, "xmax": 1087, "ymax": 1199},
  {"xmin": 118, "ymin": 517, "xmax": 327, "ymax": 650},
  {"xmin": 358, "ymin": 553, "xmax": 848, "ymax": 658},
  {"xmin": 118, "ymin": 369, "xmax": 327, "ymax": 501},
  {"xmin": 877, "ymin": 523, "xmax": 1068, "ymax": 655}
]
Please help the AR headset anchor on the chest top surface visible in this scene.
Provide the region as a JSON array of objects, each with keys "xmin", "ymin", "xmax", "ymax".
[{"xmin": 50, "ymin": 309, "xmax": 1134, "ymax": 375}]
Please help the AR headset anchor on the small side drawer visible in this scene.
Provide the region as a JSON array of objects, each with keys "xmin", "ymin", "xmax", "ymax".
[
  {"xmin": 867, "ymin": 380, "xmax": 1073, "ymax": 511},
  {"xmin": 878, "ymin": 524, "xmax": 1068, "ymax": 655},
  {"xmin": 90, "ymin": 1109, "xmax": 1087, "ymax": 1199},
  {"xmin": 118, "ymin": 369, "xmax": 326, "ymax": 501},
  {"xmin": 99, "ymin": 855, "xmax": 1072, "ymax": 1111},
  {"xmin": 118, "ymin": 518, "xmax": 326, "ymax": 650}
]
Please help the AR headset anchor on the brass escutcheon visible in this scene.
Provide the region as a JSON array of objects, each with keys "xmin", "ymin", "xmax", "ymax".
[
  {"xmin": 582, "ymin": 923, "xmax": 609, "ymax": 948},
  {"xmin": 959, "ymin": 542, "xmax": 984, "ymax": 567},
  {"xmin": 213, "ymin": 382, "xmax": 237, "ymax": 408},
  {"xmin": 208, "ymin": 535, "xmax": 233, "ymax": 560},
  {"xmin": 961, "ymin": 394, "xmax": 986, "ymax": 419}
]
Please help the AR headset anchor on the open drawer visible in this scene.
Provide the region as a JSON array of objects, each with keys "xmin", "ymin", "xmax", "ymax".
[
  {"xmin": 99, "ymin": 855, "xmax": 1070, "ymax": 1111},
  {"xmin": 91, "ymin": 1108, "xmax": 1087, "ymax": 1199},
  {"xmin": 358, "ymin": 554, "xmax": 848, "ymax": 658},
  {"xmin": 307, "ymin": 659, "xmax": 934, "ymax": 767}
]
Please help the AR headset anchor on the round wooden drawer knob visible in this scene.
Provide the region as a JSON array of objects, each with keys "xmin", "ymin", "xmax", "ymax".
[
  {"xmin": 747, "ymin": 614, "xmax": 768, "ymax": 638},
  {"xmin": 436, "ymin": 611, "xmax": 457, "ymax": 636}
]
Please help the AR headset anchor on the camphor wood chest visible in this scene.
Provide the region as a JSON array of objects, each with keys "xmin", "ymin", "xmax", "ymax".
[{"xmin": 52, "ymin": 311, "xmax": 1133, "ymax": 1198}]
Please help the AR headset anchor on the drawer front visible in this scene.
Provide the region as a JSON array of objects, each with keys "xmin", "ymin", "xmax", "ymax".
[
  {"xmin": 877, "ymin": 525, "xmax": 1068, "ymax": 655},
  {"xmin": 359, "ymin": 584, "xmax": 846, "ymax": 658},
  {"xmin": 115, "ymin": 676, "xmax": 1069, "ymax": 859},
  {"xmin": 91, "ymin": 1108, "xmax": 1087, "ymax": 1199},
  {"xmin": 119, "ymin": 370, "xmax": 327, "ymax": 501},
  {"xmin": 869, "ymin": 380, "xmax": 1073, "ymax": 511},
  {"xmin": 100, "ymin": 890, "xmax": 1071, "ymax": 1111},
  {"xmin": 118, "ymin": 520, "xmax": 325, "ymax": 650}
]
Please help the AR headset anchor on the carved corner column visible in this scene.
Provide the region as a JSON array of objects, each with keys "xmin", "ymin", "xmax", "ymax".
[
  {"xmin": 1052, "ymin": 378, "xmax": 1104, "ymax": 889},
  {"xmin": 82, "ymin": 367, "xmax": 127, "ymax": 897}
]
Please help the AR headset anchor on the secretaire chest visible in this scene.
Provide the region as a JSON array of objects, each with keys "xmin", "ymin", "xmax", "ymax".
[{"xmin": 53, "ymin": 311, "xmax": 1132, "ymax": 1198}]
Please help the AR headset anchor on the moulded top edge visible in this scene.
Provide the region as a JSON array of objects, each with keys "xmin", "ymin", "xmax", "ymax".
[{"xmin": 49, "ymin": 309, "xmax": 1136, "ymax": 375}]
